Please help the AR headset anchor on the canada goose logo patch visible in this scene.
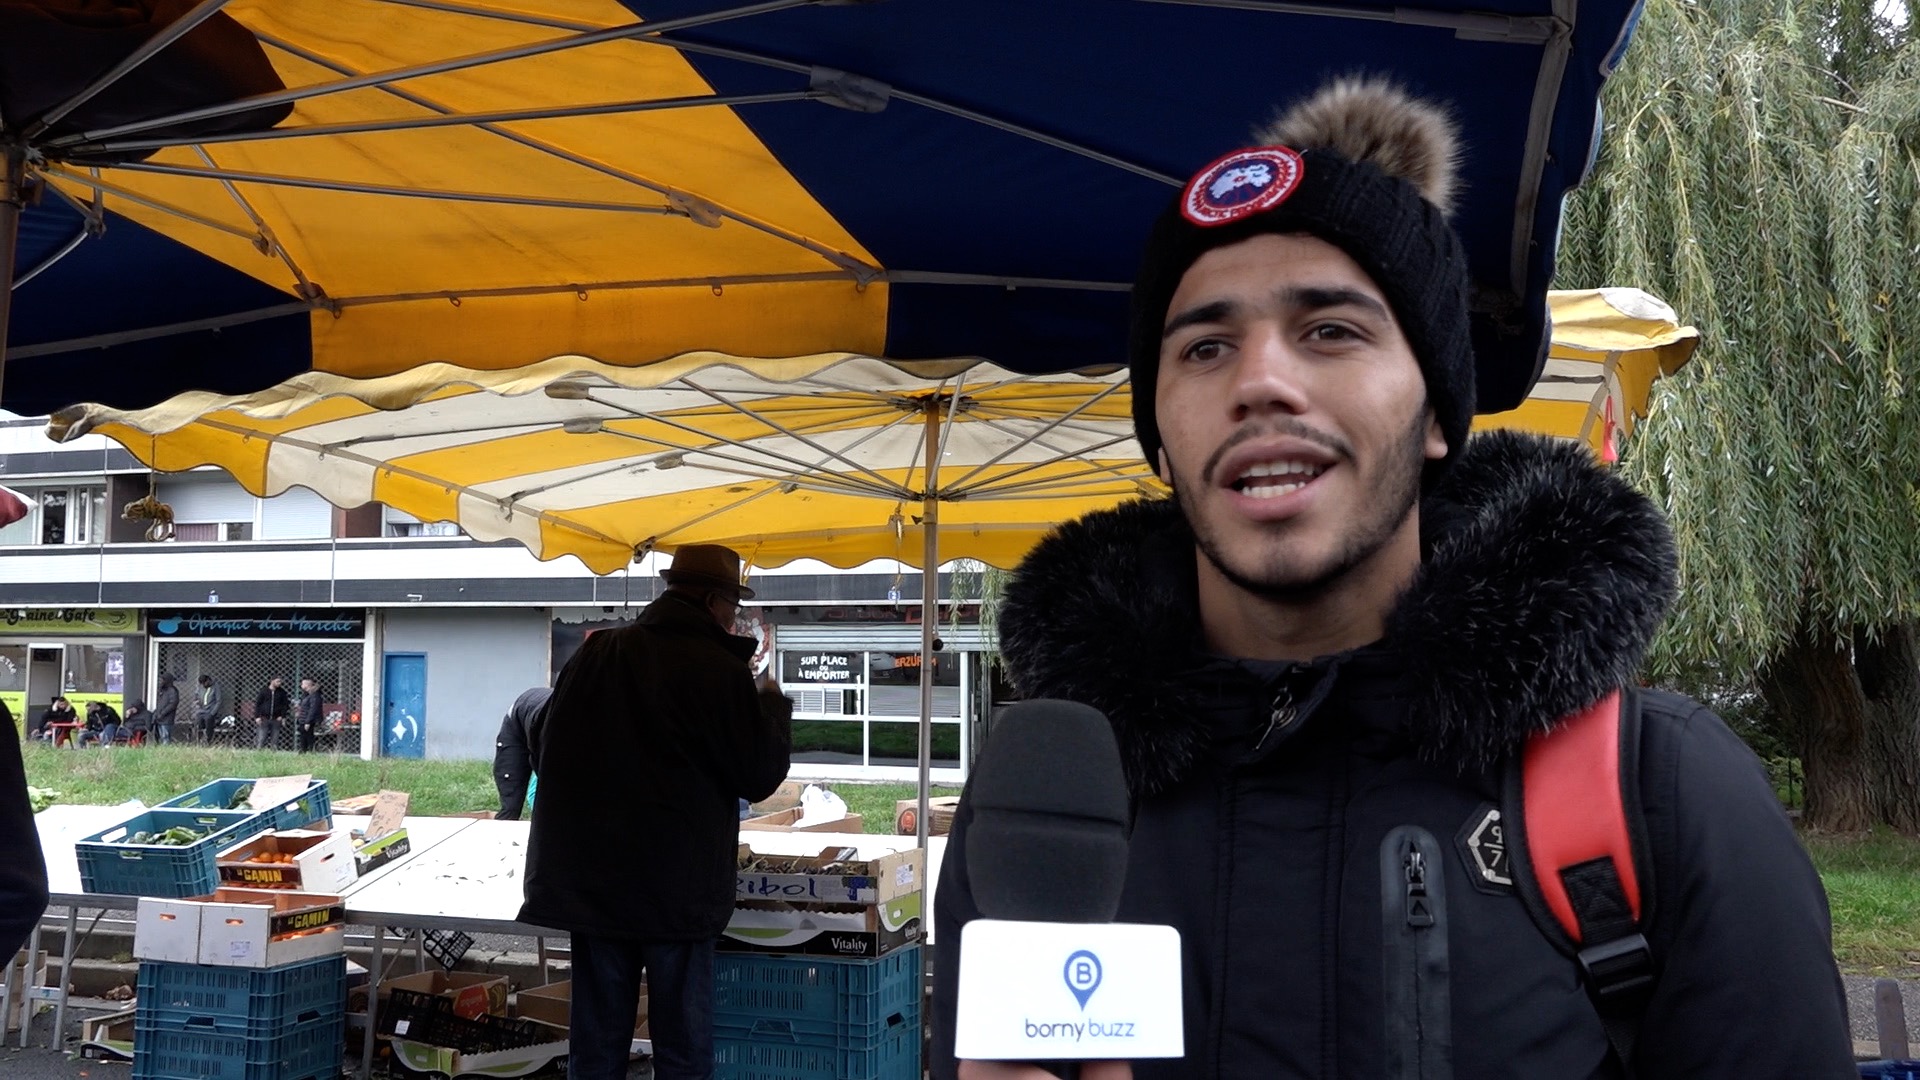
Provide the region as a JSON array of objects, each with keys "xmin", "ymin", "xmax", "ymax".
[{"xmin": 1181, "ymin": 147, "xmax": 1305, "ymax": 226}]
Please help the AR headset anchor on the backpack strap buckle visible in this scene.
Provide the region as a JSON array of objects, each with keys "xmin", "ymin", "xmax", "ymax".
[{"xmin": 1577, "ymin": 931, "xmax": 1655, "ymax": 1001}]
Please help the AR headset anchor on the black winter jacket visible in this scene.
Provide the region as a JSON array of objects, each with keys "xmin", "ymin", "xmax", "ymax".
[
  {"xmin": 932, "ymin": 433, "xmax": 1852, "ymax": 1080},
  {"xmin": 0, "ymin": 701, "xmax": 49, "ymax": 957},
  {"xmin": 520, "ymin": 592, "xmax": 793, "ymax": 940}
]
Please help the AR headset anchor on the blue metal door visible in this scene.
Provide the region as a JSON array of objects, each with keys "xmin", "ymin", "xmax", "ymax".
[{"xmin": 381, "ymin": 653, "xmax": 427, "ymax": 759}]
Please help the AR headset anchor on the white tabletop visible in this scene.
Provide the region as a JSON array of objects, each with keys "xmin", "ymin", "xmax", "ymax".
[
  {"xmin": 34, "ymin": 803, "xmax": 147, "ymax": 902},
  {"xmin": 333, "ymin": 814, "xmax": 477, "ymax": 897},
  {"xmin": 36, "ymin": 805, "xmax": 480, "ymax": 909},
  {"xmin": 343, "ymin": 818, "xmax": 538, "ymax": 932}
]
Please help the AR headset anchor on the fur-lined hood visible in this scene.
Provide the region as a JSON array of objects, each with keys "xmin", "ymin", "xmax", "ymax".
[{"xmin": 997, "ymin": 430, "xmax": 1677, "ymax": 796}]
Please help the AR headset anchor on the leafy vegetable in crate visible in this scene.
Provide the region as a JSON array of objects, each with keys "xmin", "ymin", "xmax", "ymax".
[
  {"xmin": 226, "ymin": 783, "xmax": 254, "ymax": 810},
  {"xmin": 126, "ymin": 826, "xmax": 213, "ymax": 846}
]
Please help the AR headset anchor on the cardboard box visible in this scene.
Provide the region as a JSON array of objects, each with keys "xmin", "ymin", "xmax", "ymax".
[
  {"xmin": 352, "ymin": 827, "xmax": 411, "ymax": 875},
  {"xmin": 391, "ymin": 1023, "xmax": 569, "ymax": 1080},
  {"xmin": 736, "ymin": 845, "xmax": 923, "ymax": 905},
  {"xmin": 217, "ymin": 829, "xmax": 359, "ymax": 892},
  {"xmin": 721, "ymin": 892, "xmax": 923, "ymax": 959},
  {"xmin": 78, "ymin": 1006, "xmax": 136, "ymax": 1061},
  {"xmin": 381, "ymin": 970, "xmax": 509, "ymax": 1020},
  {"xmin": 137, "ymin": 889, "xmax": 345, "ymax": 968},
  {"xmin": 739, "ymin": 806, "xmax": 866, "ymax": 834},
  {"xmin": 894, "ymin": 796, "xmax": 961, "ymax": 836},
  {"xmin": 513, "ymin": 980, "xmax": 648, "ymax": 1036},
  {"xmin": 750, "ymin": 781, "xmax": 806, "ymax": 814}
]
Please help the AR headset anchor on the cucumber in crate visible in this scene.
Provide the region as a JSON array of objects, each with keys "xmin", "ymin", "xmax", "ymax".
[{"xmin": 77, "ymin": 808, "xmax": 271, "ymax": 898}]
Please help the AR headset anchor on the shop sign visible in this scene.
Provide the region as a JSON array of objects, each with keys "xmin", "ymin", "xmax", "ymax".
[
  {"xmin": 0, "ymin": 608, "xmax": 141, "ymax": 636},
  {"xmin": 149, "ymin": 609, "xmax": 366, "ymax": 639},
  {"xmin": 785, "ymin": 651, "xmax": 858, "ymax": 685}
]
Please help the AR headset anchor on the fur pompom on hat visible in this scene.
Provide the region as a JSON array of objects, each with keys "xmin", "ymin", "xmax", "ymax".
[{"xmin": 1129, "ymin": 77, "xmax": 1476, "ymax": 482}]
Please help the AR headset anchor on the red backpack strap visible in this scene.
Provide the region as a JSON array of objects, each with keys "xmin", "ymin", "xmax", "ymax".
[{"xmin": 1508, "ymin": 688, "xmax": 1655, "ymax": 1070}]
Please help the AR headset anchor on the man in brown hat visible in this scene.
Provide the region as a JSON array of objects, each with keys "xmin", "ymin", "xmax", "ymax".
[{"xmin": 522, "ymin": 543, "xmax": 793, "ymax": 1080}]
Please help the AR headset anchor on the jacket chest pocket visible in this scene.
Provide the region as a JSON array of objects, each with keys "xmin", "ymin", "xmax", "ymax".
[{"xmin": 1382, "ymin": 826, "xmax": 1452, "ymax": 1080}]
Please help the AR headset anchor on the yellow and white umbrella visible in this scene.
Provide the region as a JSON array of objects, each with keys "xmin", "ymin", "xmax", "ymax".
[
  {"xmin": 45, "ymin": 288, "xmax": 1696, "ymax": 579},
  {"xmin": 51, "ymin": 352, "xmax": 1154, "ymax": 575},
  {"xmin": 1475, "ymin": 287, "xmax": 1699, "ymax": 462}
]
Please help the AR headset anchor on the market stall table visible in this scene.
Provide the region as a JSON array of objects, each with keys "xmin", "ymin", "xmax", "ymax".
[
  {"xmin": 23, "ymin": 806, "xmax": 477, "ymax": 1052},
  {"xmin": 341, "ymin": 818, "xmax": 551, "ymax": 1079},
  {"xmin": 19, "ymin": 804, "xmax": 145, "ymax": 1049}
]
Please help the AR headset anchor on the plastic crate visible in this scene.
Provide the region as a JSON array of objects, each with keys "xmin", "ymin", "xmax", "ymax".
[
  {"xmin": 1861, "ymin": 1063, "xmax": 1920, "ymax": 1079},
  {"xmin": 714, "ymin": 946, "xmax": 922, "ymax": 1044},
  {"xmin": 131, "ymin": 1010, "xmax": 341, "ymax": 1080},
  {"xmin": 135, "ymin": 956, "xmax": 344, "ymax": 1037},
  {"xmin": 77, "ymin": 808, "xmax": 271, "ymax": 898},
  {"xmin": 713, "ymin": 1017, "xmax": 921, "ymax": 1080},
  {"xmin": 160, "ymin": 778, "xmax": 332, "ymax": 832}
]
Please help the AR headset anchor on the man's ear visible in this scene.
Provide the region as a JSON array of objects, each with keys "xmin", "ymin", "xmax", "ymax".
[
  {"xmin": 1424, "ymin": 411, "xmax": 1448, "ymax": 462},
  {"xmin": 1157, "ymin": 447, "xmax": 1175, "ymax": 487}
]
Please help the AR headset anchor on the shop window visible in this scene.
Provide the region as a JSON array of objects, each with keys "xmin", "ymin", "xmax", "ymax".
[{"xmin": 0, "ymin": 485, "xmax": 107, "ymax": 546}]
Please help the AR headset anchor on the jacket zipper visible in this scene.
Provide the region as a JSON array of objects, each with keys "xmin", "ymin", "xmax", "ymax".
[
  {"xmin": 1381, "ymin": 826, "xmax": 1453, "ymax": 1080},
  {"xmin": 1251, "ymin": 680, "xmax": 1296, "ymax": 753}
]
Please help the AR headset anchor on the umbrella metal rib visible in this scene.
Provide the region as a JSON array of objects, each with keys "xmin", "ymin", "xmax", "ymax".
[
  {"xmin": 678, "ymin": 377, "xmax": 907, "ymax": 495},
  {"xmin": 106, "ymin": 160, "xmax": 685, "ymax": 215},
  {"xmin": 189, "ymin": 417, "xmax": 633, "ymax": 545},
  {"xmin": 80, "ymin": 91, "xmax": 823, "ymax": 155},
  {"xmin": 39, "ymin": 166, "xmax": 271, "ymax": 248},
  {"xmin": 248, "ymin": 32, "xmax": 874, "ymax": 272},
  {"xmin": 941, "ymin": 378, "xmax": 1127, "ymax": 491},
  {"xmin": 192, "ymin": 146, "xmax": 318, "ymax": 296},
  {"xmin": 22, "ymin": 0, "xmax": 237, "ymax": 140},
  {"xmin": 42, "ymin": 0, "xmax": 818, "ymax": 147},
  {"xmin": 584, "ymin": 401, "xmax": 918, "ymax": 499}
]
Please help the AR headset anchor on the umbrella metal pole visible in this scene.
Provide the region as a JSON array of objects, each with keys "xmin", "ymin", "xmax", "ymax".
[
  {"xmin": 0, "ymin": 148, "xmax": 25, "ymax": 405},
  {"xmin": 917, "ymin": 401, "xmax": 939, "ymax": 848}
]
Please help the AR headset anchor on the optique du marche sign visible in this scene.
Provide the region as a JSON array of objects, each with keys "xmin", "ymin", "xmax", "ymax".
[{"xmin": 149, "ymin": 609, "xmax": 366, "ymax": 639}]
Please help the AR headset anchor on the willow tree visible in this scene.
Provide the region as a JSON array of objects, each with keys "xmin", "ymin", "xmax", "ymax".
[{"xmin": 1556, "ymin": 0, "xmax": 1920, "ymax": 831}]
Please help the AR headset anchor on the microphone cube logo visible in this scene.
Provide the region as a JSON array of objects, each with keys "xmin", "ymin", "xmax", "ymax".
[{"xmin": 1064, "ymin": 950, "xmax": 1103, "ymax": 1009}]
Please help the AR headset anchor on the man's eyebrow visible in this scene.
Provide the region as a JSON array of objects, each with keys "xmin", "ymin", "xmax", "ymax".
[
  {"xmin": 1161, "ymin": 299, "xmax": 1237, "ymax": 341},
  {"xmin": 1284, "ymin": 285, "xmax": 1392, "ymax": 322}
]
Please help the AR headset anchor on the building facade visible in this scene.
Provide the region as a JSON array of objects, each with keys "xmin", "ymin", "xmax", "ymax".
[{"xmin": 0, "ymin": 418, "xmax": 996, "ymax": 782}]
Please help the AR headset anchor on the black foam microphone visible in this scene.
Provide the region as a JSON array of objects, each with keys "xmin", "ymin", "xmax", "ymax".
[
  {"xmin": 953, "ymin": 699, "xmax": 1184, "ymax": 1063},
  {"xmin": 966, "ymin": 699, "xmax": 1130, "ymax": 922}
]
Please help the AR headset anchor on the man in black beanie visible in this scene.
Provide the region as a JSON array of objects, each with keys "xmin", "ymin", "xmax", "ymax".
[{"xmin": 932, "ymin": 78, "xmax": 1852, "ymax": 1079}]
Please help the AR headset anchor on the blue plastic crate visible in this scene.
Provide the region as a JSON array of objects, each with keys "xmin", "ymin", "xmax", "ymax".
[
  {"xmin": 1861, "ymin": 1063, "xmax": 1920, "ymax": 1079},
  {"xmin": 135, "ymin": 956, "xmax": 345, "ymax": 1037},
  {"xmin": 131, "ymin": 1010, "xmax": 342, "ymax": 1080},
  {"xmin": 714, "ymin": 946, "xmax": 922, "ymax": 1044},
  {"xmin": 160, "ymin": 778, "xmax": 332, "ymax": 832},
  {"xmin": 77, "ymin": 808, "xmax": 271, "ymax": 898},
  {"xmin": 713, "ymin": 1017, "xmax": 920, "ymax": 1080}
]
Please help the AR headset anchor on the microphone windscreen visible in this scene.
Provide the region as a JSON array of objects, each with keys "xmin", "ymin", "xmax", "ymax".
[{"xmin": 965, "ymin": 699, "xmax": 1129, "ymax": 922}]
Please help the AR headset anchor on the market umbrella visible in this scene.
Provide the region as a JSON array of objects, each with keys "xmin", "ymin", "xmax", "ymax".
[
  {"xmin": 48, "ymin": 287, "xmax": 1695, "ymax": 839},
  {"xmin": 1474, "ymin": 286, "xmax": 1698, "ymax": 461},
  {"xmin": 6, "ymin": 0, "xmax": 1645, "ymax": 417},
  {"xmin": 55, "ymin": 352, "xmax": 1152, "ymax": 842}
]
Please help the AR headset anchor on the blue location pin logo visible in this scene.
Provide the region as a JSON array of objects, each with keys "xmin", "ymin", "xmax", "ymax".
[{"xmin": 1063, "ymin": 950, "xmax": 1103, "ymax": 1010}]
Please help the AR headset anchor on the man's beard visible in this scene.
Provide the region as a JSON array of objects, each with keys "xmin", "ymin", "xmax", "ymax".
[{"xmin": 1176, "ymin": 406, "xmax": 1429, "ymax": 602}]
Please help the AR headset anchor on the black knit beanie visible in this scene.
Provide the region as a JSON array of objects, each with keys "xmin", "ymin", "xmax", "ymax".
[{"xmin": 1129, "ymin": 79, "xmax": 1477, "ymax": 482}]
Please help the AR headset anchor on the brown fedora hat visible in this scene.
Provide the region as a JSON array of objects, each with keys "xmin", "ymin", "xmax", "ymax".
[{"xmin": 660, "ymin": 543, "xmax": 755, "ymax": 599}]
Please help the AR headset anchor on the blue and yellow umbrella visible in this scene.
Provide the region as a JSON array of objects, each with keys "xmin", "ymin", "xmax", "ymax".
[{"xmin": 6, "ymin": 0, "xmax": 1645, "ymax": 414}]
